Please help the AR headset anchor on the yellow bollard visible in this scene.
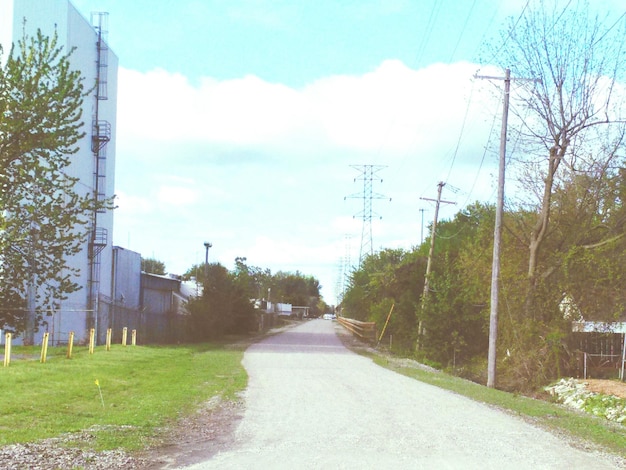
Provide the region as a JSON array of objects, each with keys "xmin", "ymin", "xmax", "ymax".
[
  {"xmin": 40, "ymin": 332, "xmax": 49, "ymax": 363},
  {"xmin": 3, "ymin": 333, "xmax": 11, "ymax": 367},
  {"xmin": 121, "ymin": 327, "xmax": 128, "ymax": 347},
  {"xmin": 89, "ymin": 328, "xmax": 95, "ymax": 354},
  {"xmin": 67, "ymin": 331, "xmax": 74, "ymax": 359},
  {"xmin": 131, "ymin": 329, "xmax": 137, "ymax": 346},
  {"xmin": 106, "ymin": 328, "xmax": 112, "ymax": 351}
]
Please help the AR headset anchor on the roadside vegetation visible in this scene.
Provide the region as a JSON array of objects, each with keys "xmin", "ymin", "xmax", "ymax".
[
  {"xmin": 0, "ymin": 343, "xmax": 246, "ymax": 451},
  {"xmin": 340, "ymin": 0, "xmax": 626, "ymax": 394},
  {"xmin": 181, "ymin": 257, "xmax": 328, "ymax": 341}
]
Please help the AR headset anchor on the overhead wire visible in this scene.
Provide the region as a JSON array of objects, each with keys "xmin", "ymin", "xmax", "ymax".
[
  {"xmin": 410, "ymin": 0, "xmax": 486, "ymax": 199},
  {"xmin": 441, "ymin": 0, "xmax": 534, "ymax": 214},
  {"xmin": 443, "ymin": 78, "xmax": 477, "ymax": 184},
  {"xmin": 592, "ymin": 9, "xmax": 626, "ymax": 47},
  {"xmin": 459, "ymin": 85, "xmax": 502, "ymax": 209},
  {"xmin": 447, "ymin": 0, "xmax": 479, "ymax": 63},
  {"xmin": 422, "ymin": 0, "xmax": 508, "ymax": 205},
  {"xmin": 367, "ymin": 1, "xmax": 535, "ymax": 245}
]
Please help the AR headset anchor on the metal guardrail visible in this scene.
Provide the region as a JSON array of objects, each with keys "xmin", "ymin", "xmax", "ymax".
[{"xmin": 337, "ymin": 316, "xmax": 377, "ymax": 343}]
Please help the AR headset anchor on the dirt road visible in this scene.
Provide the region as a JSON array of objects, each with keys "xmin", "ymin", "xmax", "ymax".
[{"xmin": 180, "ymin": 319, "xmax": 623, "ymax": 469}]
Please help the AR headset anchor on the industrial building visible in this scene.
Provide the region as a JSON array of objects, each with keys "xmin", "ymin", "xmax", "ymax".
[{"xmin": 0, "ymin": 0, "xmax": 118, "ymax": 345}]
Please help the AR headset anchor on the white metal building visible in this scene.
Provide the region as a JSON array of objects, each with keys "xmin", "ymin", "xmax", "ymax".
[{"xmin": 0, "ymin": 0, "xmax": 118, "ymax": 345}]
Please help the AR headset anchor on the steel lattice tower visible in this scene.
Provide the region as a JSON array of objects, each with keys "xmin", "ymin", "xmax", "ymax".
[
  {"xmin": 345, "ymin": 165, "xmax": 389, "ymax": 265},
  {"xmin": 335, "ymin": 234, "xmax": 352, "ymax": 304}
]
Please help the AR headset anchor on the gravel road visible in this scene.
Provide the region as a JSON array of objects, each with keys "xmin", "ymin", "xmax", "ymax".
[{"xmin": 180, "ymin": 319, "xmax": 624, "ymax": 469}]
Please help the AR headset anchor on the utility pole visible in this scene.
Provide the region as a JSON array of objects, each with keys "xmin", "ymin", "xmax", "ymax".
[
  {"xmin": 419, "ymin": 208, "xmax": 426, "ymax": 245},
  {"xmin": 488, "ymin": 68, "xmax": 509, "ymax": 389},
  {"xmin": 420, "ymin": 182, "xmax": 456, "ymax": 305},
  {"xmin": 418, "ymin": 182, "xmax": 455, "ymax": 344},
  {"xmin": 203, "ymin": 241, "xmax": 212, "ymax": 278},
  {"xmin": 476, "ymin": 68, "xmax": 538, "ymax": 388}
]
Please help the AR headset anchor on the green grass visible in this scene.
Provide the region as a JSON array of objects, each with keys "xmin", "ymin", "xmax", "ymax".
[
  {"xmin": 372, "ymin": 355, "xmax": 626, "ymax": 458},
  {"xmin": 0, "ymin": 343, "xmax": 246, "ymax": 451},
  {"xmin": 4, "ymin": 336, "xmax": 625, "ymax": 460}
]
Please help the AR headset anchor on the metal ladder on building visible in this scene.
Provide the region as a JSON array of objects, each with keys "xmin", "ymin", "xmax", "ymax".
[{"xmin": 88, "ymin": 12, "xmax": 111, "ymax": 333}]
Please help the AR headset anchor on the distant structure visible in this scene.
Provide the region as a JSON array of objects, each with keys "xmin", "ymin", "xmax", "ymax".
[
  {"xmin": 0, "ymin": 0, "xmax": 118, "ymax": 345},
  {"xmin": 345, "ymin": 165, "xmax": 390, "ymax": 265},
  {"xmin": 335, "ymin": 234, "xmax": 352, "ymax": 304}
]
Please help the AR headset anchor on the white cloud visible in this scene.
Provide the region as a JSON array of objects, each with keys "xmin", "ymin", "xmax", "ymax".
[
  {"xmin": 113, "ymin": 60, "xmax": 504, "ymax": 304},
  {"xmin": 157, "ymin": 185, "xmax": 199, "ymax": 206}
]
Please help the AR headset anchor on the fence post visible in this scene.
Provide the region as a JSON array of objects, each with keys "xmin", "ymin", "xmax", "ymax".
[
  {"xmin": 131, "ymin": 329, "xmax": 137, "ymax": 346},
  {"xmin": 3, "ymin": 333, "xmax": 11, "ymax": 367},
  {"xmin": 122, "ymin": 327, "xmax": 128, "ymax": 347},
  {"xmin": 619, "ymin": 333, "xmax": 626, "ymax": 382},
  {"xmin": 89, "ymin": 328, "xmax": 95, "ymax": 354},
  {"xmin": 66, "ymin": 331, "xmax": 74, "ymax": 359},
  {"xmin": 106, "ymin": 328, "xmax": 112, "ymax": 351},
  {"xmin": 40, "ymin": 332, "xmax": 49, "ymax": 363}
]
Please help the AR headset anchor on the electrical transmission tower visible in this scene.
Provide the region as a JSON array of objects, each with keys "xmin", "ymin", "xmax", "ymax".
[
  {"xmin": 345, "ymin": 165, "xmax": 390, "ymax": 265},
  {"xmin": 334, "ymin": 234, "xmax": 354, "ymax": 306}
]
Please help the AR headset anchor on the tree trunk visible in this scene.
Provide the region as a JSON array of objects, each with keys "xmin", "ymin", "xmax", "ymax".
[{"xmin": 526, "ymin": 144, "xmax": 567, "ymax": 315}]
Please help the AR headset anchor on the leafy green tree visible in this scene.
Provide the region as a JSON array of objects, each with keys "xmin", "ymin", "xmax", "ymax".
[
  {"xmin": 141, "ymin": 257, "xmax": 166, "ymax": 275},
  {"xmin": 269, "ymin": 270, "xmax": 322, "ymax": 314},
  {"xmin": 417, "ymin": 204, "xmax": 495, "ymax": 368},
  {"xmin": 0, "ymin": 30, "xmax": 111, "ymax": 338},
  {"xmin": 554, "ymin": 168, "xmax": 626, "ymax": 321},
  {"xmin": 233, "ymin": 256, "xmax": 271, "ymax": 300},
  {"xmin": 342, "ymin": 248, "xmax": 424, "ymax": 354},
  {"xmin": 182, "ymin": 263, "xmax": 205, "ymax": 283},
  {"xmin": 187, "ymin": 262, "xmax": 256, "ymax": 340}
]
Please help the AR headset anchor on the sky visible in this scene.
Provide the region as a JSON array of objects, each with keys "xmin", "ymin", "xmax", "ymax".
[{"xmin": 69, "ymin": 0, "xmax": 625, "ymax": 305}]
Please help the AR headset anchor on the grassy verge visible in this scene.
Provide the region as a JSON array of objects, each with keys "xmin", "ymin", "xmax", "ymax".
[
  {"xmin": 0, "ymin": 342, "xmax": 246, "ymax": 451},
  {"xmin": 371, "ymin": 354, "xmax": 626, "ymax": 458}
]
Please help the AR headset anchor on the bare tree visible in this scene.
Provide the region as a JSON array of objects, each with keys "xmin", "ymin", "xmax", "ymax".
[{"xmin": 499, "ymin": 0, "xmax": 626, "ymax": 297}]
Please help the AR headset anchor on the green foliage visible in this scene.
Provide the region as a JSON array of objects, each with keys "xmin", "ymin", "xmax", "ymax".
[
  {"xmin": 187, "ymin": 263, "xmax": 257, "ymax": 340},
  {"xmin": 269, "ymin": 270, "xmax": 322, "ymax": 311},
  {"xmin": 0, "ymin": 30, "xmax": 113, "ymax": 333},
  {"xmin": 418, "ymin": 203, "xmax": 493, "ymax": 367},
  {"xmin": 183, "ymin": 258, "xmax": 325, "ymax": 340},
  {"xmin": 342, "ymin": 248, "xmax": 424, "ymax": 353},
  {"xmin": 141, "ymin": 257, "xmax": 166, "ymax": 275},
  {"xmin": 487, "ymin": 1, "xmax": 626, "ymax": 389},
  {"xmin": 341, "ymin": 182, "xmax": 621, "ymax": 392},
  {"xmin": 232, "ymin": 256, "xmax": 272, "ymax": 300},
  {"xmin": 230, "ymin": 257, "xmax": 325, "ymax": 316}
]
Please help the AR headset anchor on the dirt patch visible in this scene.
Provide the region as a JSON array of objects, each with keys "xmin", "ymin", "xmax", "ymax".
[
  {"xmin": 585, "ymin": 379, "xmax": 626, "ymax": 399},
  {"xmin": 137, "ymin": 396, "xmax": 244, "ymax": 469}
]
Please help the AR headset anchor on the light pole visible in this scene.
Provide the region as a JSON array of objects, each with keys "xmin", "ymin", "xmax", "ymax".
[{"xmin": 203, "ymin": 242, "xmax": 212, "ymax": 278}]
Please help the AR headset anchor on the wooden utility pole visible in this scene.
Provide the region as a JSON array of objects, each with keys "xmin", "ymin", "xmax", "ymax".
[
  {"xmin": 418, "ymin": 182, "xmax": 456, "ymax": 342},
  {"xmin": 419, "ymin": 208, "xmax": 426, "ymax": 244},
  {"xmin": 476, "ymin": 69, "xmax": 539, "ymax": 388},
  {"xmin": 488, "ymin": 68, "xmax": 510, "ymax": 389}
]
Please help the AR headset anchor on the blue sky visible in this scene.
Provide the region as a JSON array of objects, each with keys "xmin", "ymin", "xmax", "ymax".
[
  {"xmin": 69, "ymin": 0, "xmax": 625, "ymax": 305},
  {"xmin": 74, "ymin": 0, "xmax": 511, "ymax": 86}
]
